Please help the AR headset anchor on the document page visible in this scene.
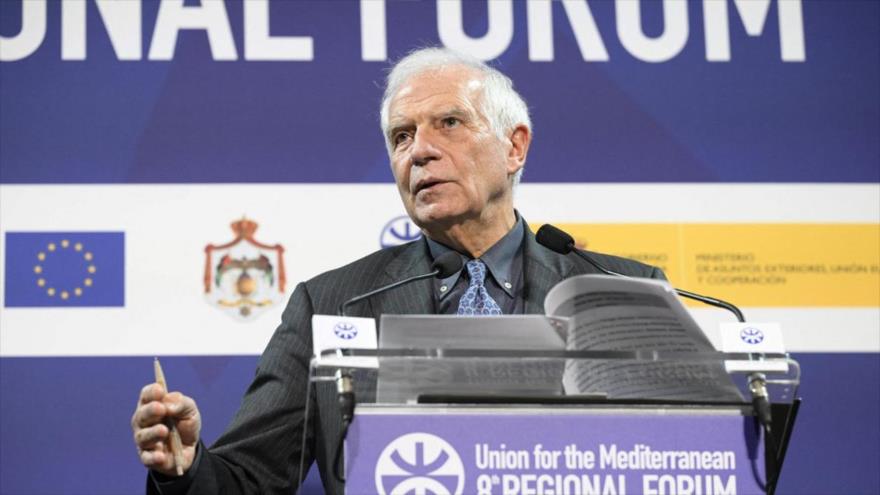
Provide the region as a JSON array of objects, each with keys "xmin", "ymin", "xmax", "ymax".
[
  {"xmin": 376, "ymin": 315, "xmax": 567, "ymax": 403},
  {"xmin": 545, "ymin": 275, "xmax": 743, "ymax": 402}
]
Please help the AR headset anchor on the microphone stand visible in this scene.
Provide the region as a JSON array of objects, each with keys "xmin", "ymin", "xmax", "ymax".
[
  {"xmin": 329, "ymin": 251, "xmax": 463, "ymax": 483},
  {"xmin": 338, "ymin": 269, "xmax": 440, "ymax": 316},
  {"xmin": 584, "ymin": 252, "xmax": 780, "ymax": 493},
  {"xmin": 537, "ymin": 224, "xmax": 783, "ymax": 494},
  {"xmin": 333, "ymin": 370, "xmax": 355, "ymax": 483}
]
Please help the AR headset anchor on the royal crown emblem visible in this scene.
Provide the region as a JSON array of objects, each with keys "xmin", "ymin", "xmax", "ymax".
[{"xmin": 204, "ymin": 218, "xmax": 286, "ymax": 320}]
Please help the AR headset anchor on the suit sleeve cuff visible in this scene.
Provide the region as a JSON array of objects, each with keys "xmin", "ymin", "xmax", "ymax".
[{"xmin": 147, "ymin": 440, "xmax": 203, "ymax": 495}]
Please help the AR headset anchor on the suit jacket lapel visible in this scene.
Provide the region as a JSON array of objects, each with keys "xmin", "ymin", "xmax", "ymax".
[
  {"xmin": 368, "ymin": 239, "xmax": 436, "ymax": 318},
  {"xmin": 521, "ymin": 224, "xmax": 578, "ymax": 314}
]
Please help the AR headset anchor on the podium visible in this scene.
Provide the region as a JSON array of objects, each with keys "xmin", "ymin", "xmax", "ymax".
[
  {"xmin": 308, "ymin": 320, "xmax": 800, "ymax": 495},
  {"xmin": 348, "ymin": 404, "xmax": 765, "ymax": 495}
]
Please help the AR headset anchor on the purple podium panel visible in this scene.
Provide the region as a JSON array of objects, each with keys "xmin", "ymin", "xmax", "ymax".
[{"xmin": 346, "ymin": 406, "xmax": 766, "ymax": 495}]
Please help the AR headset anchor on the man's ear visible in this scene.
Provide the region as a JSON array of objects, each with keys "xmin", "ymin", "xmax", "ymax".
[{"xmin": 506, "ymin": 124, "xmax": 531, "ymax": 176}]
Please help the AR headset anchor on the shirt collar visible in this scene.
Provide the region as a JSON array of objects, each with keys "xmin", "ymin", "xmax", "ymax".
[{"xmin": 426, "ymin": 212, "xmax": 524, "ymax": 300}]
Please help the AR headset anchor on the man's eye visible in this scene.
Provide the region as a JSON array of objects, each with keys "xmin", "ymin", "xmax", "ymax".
[
  {"xmin": 393, "ymin": 132, "xmax": 411, "ymax": 146},
  {"xmin": 442, "ymin": 117, "xmax": 460, "ymax": 128}
]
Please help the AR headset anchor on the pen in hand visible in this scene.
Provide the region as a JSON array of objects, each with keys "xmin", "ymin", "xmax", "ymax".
[{"xmin": 153, "ymin": 357, "xmax": 186, "ymax": 476}]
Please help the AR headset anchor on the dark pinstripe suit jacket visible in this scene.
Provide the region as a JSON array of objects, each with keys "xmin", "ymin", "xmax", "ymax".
[{"xmin": 150, "ymin": 227, "xmax": 663, "ymax": 494}]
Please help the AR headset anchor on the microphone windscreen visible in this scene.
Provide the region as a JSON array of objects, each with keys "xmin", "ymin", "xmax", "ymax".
[
  {"xmin": 535, "ymin": 224, "xmax": 575, "ymax": 254},
  {"xmin": 432, "ymin": 251, "xmax": 463, "ymax": 278}
]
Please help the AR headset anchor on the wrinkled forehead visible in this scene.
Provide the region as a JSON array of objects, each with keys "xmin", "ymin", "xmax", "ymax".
[{"xmin": 389, "ymin": 65, "xmax": 486, "ymax": 116}]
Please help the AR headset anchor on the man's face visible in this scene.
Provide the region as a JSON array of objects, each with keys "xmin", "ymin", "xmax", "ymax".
[{"xmin": 386, "ymin": 67, "xmax": 521, "ymax": 231}]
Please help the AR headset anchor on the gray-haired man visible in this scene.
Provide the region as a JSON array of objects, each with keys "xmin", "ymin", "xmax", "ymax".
[{"xmin": 133, "ymin": 47, "xmax": 663, "ymax": 494}]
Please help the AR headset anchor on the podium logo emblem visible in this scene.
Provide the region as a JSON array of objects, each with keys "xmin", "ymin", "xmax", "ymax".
[
  {"xmin": 375, "ymin": 432, "xmax": 465, "ymax": 495},
  {"xmin": 380, "ymin": 215, "xmax": 422, "ymax": 248},
  {"xmin": 740, "ymin": 327, "xmax": 765, "ymax": 345},
  {"xmin": 334, "ymin": 321, "xmax": 358, "ymax": 340}
]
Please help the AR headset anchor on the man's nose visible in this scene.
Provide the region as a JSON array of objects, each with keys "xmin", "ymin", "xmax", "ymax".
[{"xmin": 409, "ymin": 128, "xmax": 441, "ymax": 167}]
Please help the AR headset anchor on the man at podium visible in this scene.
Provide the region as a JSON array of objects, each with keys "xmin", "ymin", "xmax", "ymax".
[{"xmin": 132, "ymin": 47, "xmax": 664, "ymax": 494}]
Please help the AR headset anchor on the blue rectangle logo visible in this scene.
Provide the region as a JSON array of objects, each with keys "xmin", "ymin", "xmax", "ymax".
[{"xmin": 4, "ymin": 232, "xmax": 124, "ymax": 307}]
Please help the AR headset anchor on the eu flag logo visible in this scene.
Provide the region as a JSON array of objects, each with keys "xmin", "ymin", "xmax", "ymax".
[{"xmin": 4, "ymin": 232, "xmax": 124, "ymax": 307}]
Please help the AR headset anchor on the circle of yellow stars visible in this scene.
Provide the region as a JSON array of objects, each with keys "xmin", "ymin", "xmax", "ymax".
[{"xmin": 33, "ymin": 239, "xmax": 95, "ymax": 300}]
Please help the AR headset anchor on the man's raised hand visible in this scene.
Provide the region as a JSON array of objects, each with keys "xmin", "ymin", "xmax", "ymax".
[{"xmin": 131, "ymin": 383, "xmax": 201, "ymax": 477}]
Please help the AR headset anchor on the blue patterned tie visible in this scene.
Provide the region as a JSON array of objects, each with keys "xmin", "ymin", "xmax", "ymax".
[{"xmin": 457, "ymin": 260, "xmax": 503, "ymax": 316}]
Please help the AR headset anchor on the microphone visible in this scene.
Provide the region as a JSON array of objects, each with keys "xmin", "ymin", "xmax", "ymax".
[
  {"xmin": 536, "ymin": 224, "xmax": 745, "ymax": 322},
  {"xmin": 337, "ymin": 250, "xmax": 463, "ymax": 316}
]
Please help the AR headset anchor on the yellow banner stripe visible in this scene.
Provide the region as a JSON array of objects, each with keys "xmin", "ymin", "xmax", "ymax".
[{"xmin": 534, "ymin": 223, "xmax": 880, "ymax": 308}]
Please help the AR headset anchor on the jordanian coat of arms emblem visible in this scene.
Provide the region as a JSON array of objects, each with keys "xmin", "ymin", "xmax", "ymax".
[{"xmin": 204, "ymin": 218, "xmax": 286, "ymax": 320}]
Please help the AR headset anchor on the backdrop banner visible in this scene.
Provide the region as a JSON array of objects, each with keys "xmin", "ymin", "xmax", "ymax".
[{"xmin": 1, "ymin": 1, "xmax": 877, "ymax": 494}]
